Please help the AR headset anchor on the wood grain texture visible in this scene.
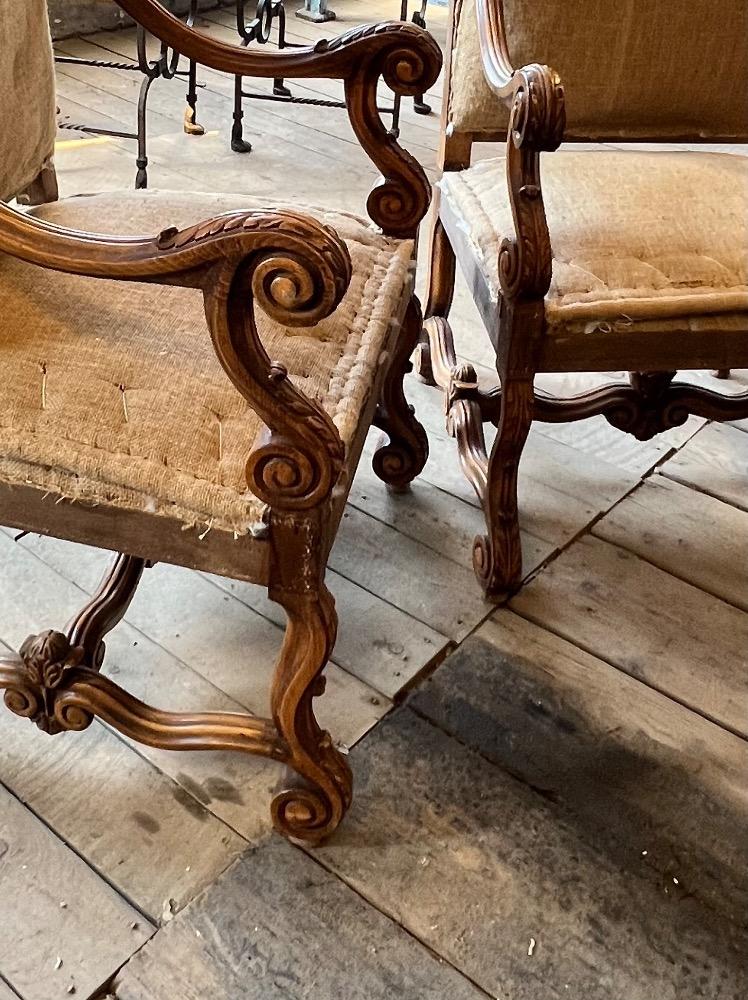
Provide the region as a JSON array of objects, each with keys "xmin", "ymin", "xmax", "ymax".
[
  {"xmin": 661, "ymin": 421, "xmax": 748, "ymax": 512},
  {"xmin": 0, "ymin": 979, "xmax": 19, "ymax": 1000},
  {"xmin": 352, "ymin": 424, "xmax": 554, "ymax": 576},
  {"xmin": 0, "ymin": 783, "xmax": 152, "ymax": 1000},
  {"xmin": 124, "ymin": 562, "xmax": 389, "ymax": 746},
  {"xmin": 0, "ymin": 709, "xmax": 246, "ymax": 922},
  {"xmin": 207, "ymin": 568, "xmax": 444, "ymax": 701},
  {"xmin": 0, "ymin": 532, "xmax": 381, "ymax": 843},
  {"xmin": 593, "ymin": 475, "xmax": 748, "ymax": 611},
  {"xmin": 330, "ymin": 506, "xmax": 489, "ymax": 640},
  {"xmin": 9, "ymin": 520, "xmax": 439, "ymax": 708},
  {"xmin": 316, "ymin": 709, "xmax": 748, "ymax": 1000},
  {"xmin": 410, "ymin": 611, "xmax": 748, "ymax": 926},
  {"xmin": 112, "ymin": 840, "xmax": 485, "ymax": 1000},
  {"xmin": 510, "ymin": 535, "xmax": 748, "ymax": 737}
]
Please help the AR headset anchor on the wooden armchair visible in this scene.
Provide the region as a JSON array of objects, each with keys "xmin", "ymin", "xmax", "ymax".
[
  {"xmin": 420, "ymin": 0, "xmax": 748, "ymax": 599},
  {"xmin": 0, "ymin": 0, "xmax": 441, "ymax": 843}
]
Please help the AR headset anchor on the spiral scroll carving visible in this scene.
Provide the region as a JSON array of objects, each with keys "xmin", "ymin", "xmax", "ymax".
[
  {"xmin": 509, "ymin": 64, "xmax": 565, "ymax": 153},
  {"xmin": 319, "ymin": 21, "xmax": 441, "ymax": 97},
  {"xmin": 366, "ymin": 176, "xmax": 426, "ymax": 241},
  {"xmin": 198, "ymin": 212, "xmax": 352, "ymax": 512},
  {"xmin": 247, "ymin": 434, "xmax": 340, "ymax": 511},
  {"xmin": 271, "ymin": 731, "xmax": 353, "ymax": 843},
  {"xmin": 498, "ymin": 66, "xmax": 564, "ymax": 302},
  {"xmin": 3, "ymin": 631, "xmax": 89, "ymax": 735}
]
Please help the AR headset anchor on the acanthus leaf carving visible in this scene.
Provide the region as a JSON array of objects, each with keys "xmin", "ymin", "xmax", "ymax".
[{"xmin": 6, "ymin": 630, "xmax": 87, "ymax": 735}]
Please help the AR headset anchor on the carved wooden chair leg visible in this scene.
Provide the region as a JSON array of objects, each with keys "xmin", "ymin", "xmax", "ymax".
[
  {"xmin": 269, "ymin": 582, "xmax": 352, "ymax": 845},
  {"xmin": 474, "ymin": 375, "xmax": 534, "ymax": 602},
  {"xmin": 372, "ymin": 296, "xmax": 429, "ymax": 492},
  {"xmin": 67, "ymin": 553, "xmax": 147, "ymax": 669},
  {"xmin": 416, "ymin": 209, "xmax": 457, "ymax": 384}
]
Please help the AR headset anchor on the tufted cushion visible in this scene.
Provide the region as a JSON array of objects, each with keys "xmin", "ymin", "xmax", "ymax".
[
  {"xmin": 439, "ymin": 150, "xmax": 748, "ymax": 335},
  {"xmin": 448, "ymin": 0, "xmax": 748, "ymax": 140},
  {"xmin": 0, "ymin": 0, "xmax": 57, "ymax": 202},
  {"xmin": 0, "ymin": 190, "xmax": 413, "ymax": 533}
]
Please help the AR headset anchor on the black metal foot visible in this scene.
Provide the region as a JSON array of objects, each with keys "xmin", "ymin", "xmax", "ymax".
[
  {"xmin": 135, "ymin": 158, "xmax": 148, "ymax": 190},
  {"xmin": 231, "ymin": 133, "xmax": 253, "ymax": 153}
]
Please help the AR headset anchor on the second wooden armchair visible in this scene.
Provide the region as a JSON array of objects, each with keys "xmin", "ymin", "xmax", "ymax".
[
  {"xmin": 421, "ymin": 0, "xmax": 748, "ymax": 600},
  {"xmin": 0, "ymin": 0, "xmax": 441, "ymax": 843}
]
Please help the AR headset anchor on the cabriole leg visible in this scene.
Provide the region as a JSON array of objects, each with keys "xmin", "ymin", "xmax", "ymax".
[
  {"xmin": 373, "ymin": 297, "xmax": 429, "ymax": 491},
  {"xmin": 270, "ymin": 584, "xmax": 352, "ymax": 844},
  {"xmin": 474, "ymin": 376, "xmax": 534, "ymax": 601}
]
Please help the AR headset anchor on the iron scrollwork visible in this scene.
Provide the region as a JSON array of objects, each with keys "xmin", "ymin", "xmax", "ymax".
[{"xmin": 56, "ymin": 1, "xmax": 206, "ymax": 189}]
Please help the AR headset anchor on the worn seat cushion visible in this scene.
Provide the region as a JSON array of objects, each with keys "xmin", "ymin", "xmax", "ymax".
[
  {"xmin": 440, "ymin": 150, "xmax": 748, "ymax": 337},
  {"xmin": 0, "ymin": 190, "xmax": 413, "ymax": 534}
]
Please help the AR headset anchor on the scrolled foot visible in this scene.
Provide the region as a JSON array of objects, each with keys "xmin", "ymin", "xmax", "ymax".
[
  {"xmin": 372, "ymin": 413, "xmax": 429, "ymax": 493},
  {"xmin": 473, "ymin": 533, "xmax": 521, "ymax": 603},
  {"xmin": 373, "ymin": 298, "xmax": 430, "ymax": 491},
  {"xmin": 272, "ymin": 745, "xmax": 352, "ymax": 845}
]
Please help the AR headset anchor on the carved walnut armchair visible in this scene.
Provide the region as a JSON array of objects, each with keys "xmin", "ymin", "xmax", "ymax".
[
  {"xmin": 0, "ymin": 0, "xmax": 441, "ymax": 843},
  {"xmin": 420, "ymin": 0, "xmax": 748, "ymax": 599}
]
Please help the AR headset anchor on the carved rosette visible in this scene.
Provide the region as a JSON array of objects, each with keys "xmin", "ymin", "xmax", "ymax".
[{"xmin": 5, "ymin": 630, "xmax": 91, "ymax": 735}]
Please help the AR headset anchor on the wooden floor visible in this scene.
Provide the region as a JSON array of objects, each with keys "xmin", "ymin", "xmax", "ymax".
[{"xmin": 2, "ymin": 3, "xmax": 747, "ymax": 998}]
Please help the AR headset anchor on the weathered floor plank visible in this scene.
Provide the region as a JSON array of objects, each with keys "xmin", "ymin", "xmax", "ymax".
[
  {"xmin": 112, "ymin": 840, "xmax": 486, "ymax": 1000},
  {"xmin": 410, "ymin": 611, "xmax": 748, "ymax": 926},
  {"xmin": 0, "ymin": 784, "xmax": 153, "ymax": 1000},
  {"xmin": 510, "ymin": 534, "xmax": 748, "ymax": 737},
  {"xmin": 208, "ymin": 567, "xmax": 444, "ymax": 701},
  {"xmin": 0, "ymin": 979, "xmax": 19, "ymax": 1000},
  {"xmin": 331, "ymin": 506, "xmax": 490, "ymax": 640},
  {"xmin": 593, "ymin": 475, "xmax": 748, "ymax": 611},
  {"xmin": 314, "ymin": 710, "xmax": 748, "ymax": 1000},
  {"xmin": 661, "ymin": 421, "xmax": 748, "ymax": 512}
]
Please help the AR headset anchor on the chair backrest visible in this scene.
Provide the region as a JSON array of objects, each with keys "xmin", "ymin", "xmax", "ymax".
[
  {"xmin": 448, "ymin": 0, "xmax": 748, "ymax": 141},
  {"xmin": 0, "ymin": 0, "xmax": 57, "ymax": 202}
]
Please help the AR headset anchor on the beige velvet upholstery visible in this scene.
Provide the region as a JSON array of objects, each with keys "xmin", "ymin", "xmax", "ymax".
[
  {"xmin": 448, "ymin": 0, "xmax": 748, "ymax": 139},
  {"xmin": 0, "ymin": 191, "xmax": 413, "ymax": 533},
  {"xmin": 0, "ymin": 0, "xmax": 57, "ymax": 202},
  {"xmin": 439, "ymin": 150, "xmax": 748, "ymax": 335}
]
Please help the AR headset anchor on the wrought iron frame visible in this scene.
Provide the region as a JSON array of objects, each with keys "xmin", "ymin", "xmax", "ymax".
[
  {"xmin": 55, "ymin": 1, "xmax": 206, "ymax": 190},
  {"xmin": 55, "ymin": 1, "xmax": 433, "ymax": 176},
  {"xmin": 206, "ymin": 0, "xmax": 432, "ymax": 153}
]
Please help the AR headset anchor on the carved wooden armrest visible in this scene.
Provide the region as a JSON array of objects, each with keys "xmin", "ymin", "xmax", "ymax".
[
  {"xmin": 112, "ymin": 1, "xmax": 442, "ymax": 237},
  {"xmin": 0, "ymin": 202, "xmax": 351, "ymax": 510},
  {"xmin": 472, "ymin": 0, "xmax": 566, "ymax": 301}
]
